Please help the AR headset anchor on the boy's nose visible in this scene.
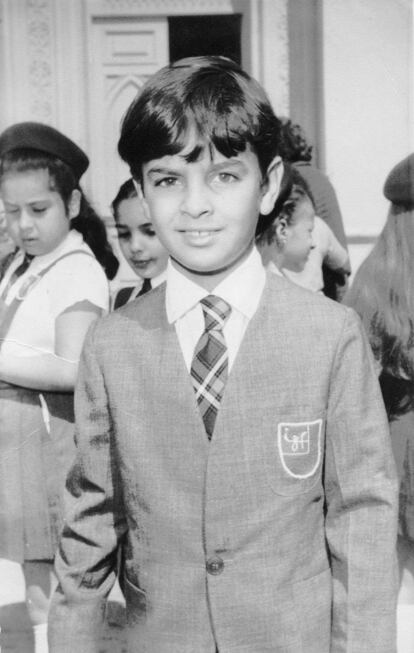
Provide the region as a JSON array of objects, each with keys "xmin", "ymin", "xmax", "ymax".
[{"xmin": 180, "ymin": 183, "xmax": 212, "ymax": 218}]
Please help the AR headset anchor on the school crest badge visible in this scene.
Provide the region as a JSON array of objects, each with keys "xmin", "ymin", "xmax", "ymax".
[{"xmin": 277, "ymin": 419, "xmax": 322, "ymax": 479}]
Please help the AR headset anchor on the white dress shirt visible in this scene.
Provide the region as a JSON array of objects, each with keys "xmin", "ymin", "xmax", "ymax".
[{"xmin": 166, "ymin": 247, "xmax": 266, "ymax": 371}]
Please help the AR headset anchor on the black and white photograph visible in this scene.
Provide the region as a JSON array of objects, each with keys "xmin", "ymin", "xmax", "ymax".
[{"xmin": 0, "ymin": 1, "xmax": 412, "ymax": 652}]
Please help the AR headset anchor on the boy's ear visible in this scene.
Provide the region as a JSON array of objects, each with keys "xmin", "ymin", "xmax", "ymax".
[
  {"xmin": 68, "ymin": 189, "xmax": 81, "ymax": 220},
  {"xmin": 260, "ymin": 156, "xmax": 284, "ymax": 216}
]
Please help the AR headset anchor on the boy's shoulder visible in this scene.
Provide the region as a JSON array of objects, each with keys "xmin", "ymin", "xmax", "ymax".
[
  {"xmin": 94, "ymin": 282, "xmax": 167, "ymax": 337},
  {"xmin": 265, "ymin": 270, "xmax": 356, "ymax": 328}
]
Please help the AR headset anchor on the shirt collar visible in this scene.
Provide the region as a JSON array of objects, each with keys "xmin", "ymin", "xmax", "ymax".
[
  {"xmin": 166, "ymin": 246, "xmax": 266, "ymax": 324},
  {"xmin": 151, "ymin": 268, "xmax": 167, "ymax": 289},
  {"xmin": 25, "ymin": 230, "xmax": 85, "ymax": 270}
]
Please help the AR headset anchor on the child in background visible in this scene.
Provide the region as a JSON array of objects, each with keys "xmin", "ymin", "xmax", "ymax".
[
  {"xmin": 278, "ymin": 118, "xmax": 350, "ymax": 300},
  {"xmin": 0, "ymin": 202, "xmax": 16, "ymax": 278},
  {"xmin": 111, "ymin": 178, "xmax": 169, "ymax": 308},
  {"xmin": 257, "ymin": 168, "xmax": 349, "ymax": 292},
  {"xmin": 0, "ymin": 121, "xmax": 117, "ymax": 653},
  {"xmin": 49, "ymin": 56, "xmax": 397, "ymax": 653},
  {"xmin": 344, "ymin": 153, "xmax": 414, "ymax": 653}
]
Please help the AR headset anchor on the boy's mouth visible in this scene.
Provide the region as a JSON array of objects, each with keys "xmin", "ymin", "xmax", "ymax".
[{"xmin": 181, "ymin": 230, "xmax": 220, "ymax": 245}]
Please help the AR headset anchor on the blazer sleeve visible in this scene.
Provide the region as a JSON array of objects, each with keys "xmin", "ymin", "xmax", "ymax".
[
  {"xmin": 324, "ymin": 308, "xmax": 399, "ymax": 653},
  {"xmin": 48, "ymin": 320, "xmax": 127, "ymax": 653}
]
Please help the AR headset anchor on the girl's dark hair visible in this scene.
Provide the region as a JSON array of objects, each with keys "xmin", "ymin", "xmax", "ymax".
[
  {"xmin": 256, "ymin": 166, "xmax": 314, "ymax": 245},
  {"xmin": 0, "ymin": 148, "xmax": 119, "ymax": 279},
  {"xmin": 118, "ymin": 55, "xmax": 282, "ymax": 182},
  {"xmin": 111, "ymin": 178, "xmax": 138, "ymax": 222},
  {"xmin": 278, "ymin": 118, "xmax": 313, "ymax": 163}
]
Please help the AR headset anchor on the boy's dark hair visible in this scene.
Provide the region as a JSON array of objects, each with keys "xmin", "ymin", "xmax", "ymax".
[
  {"xmin": 118, "ymin": 56, "xmax": 282, "ymax": 182},
  {"xmin": 111, "ymin": 178, "xmax": 138, "ymax": 222},
  {"xmin": 0, "ymin": 149, "xmax": 119, "ymax": 280}
]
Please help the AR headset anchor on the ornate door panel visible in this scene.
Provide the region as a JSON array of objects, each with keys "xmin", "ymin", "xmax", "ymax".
[{"xmin": 86, "ymin": 16, "xmax": 169, "ymax": 216}]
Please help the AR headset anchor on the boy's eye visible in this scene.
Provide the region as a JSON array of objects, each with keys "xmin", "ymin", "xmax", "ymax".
[
  {"xmin": 154, "ymin": 176, "xmax": 178, "ymax": 188},
  {"xmin": 216, "ymin": 172, "xmax": 238, "ymax": 183}
]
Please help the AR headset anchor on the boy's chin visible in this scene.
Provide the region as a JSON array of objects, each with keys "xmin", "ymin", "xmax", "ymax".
[
  {"xmin": 171, "ymin": 241, "xmax": 254, "ymax": 279},
  {"xmin": 172, "ymin": 256, "xmax": 241, "ymax": 279}
]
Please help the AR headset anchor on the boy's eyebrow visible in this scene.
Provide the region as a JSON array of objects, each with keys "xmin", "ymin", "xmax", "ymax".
[
  {"xmin": 145, "ymin": 159, "xmax": 247, "ymax": 176},
  {"xmin": 146, "ymin": 166, "xmax": 180, "ymax": 176},
  {"xmin": 210, "ymin": 159, "xmax": 247, "ymax": 172}
]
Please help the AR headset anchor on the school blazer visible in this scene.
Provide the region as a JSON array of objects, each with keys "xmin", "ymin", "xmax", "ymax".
[{"xmin": 49, "ymin": 273, "xmax": 398, "ymax": 653}]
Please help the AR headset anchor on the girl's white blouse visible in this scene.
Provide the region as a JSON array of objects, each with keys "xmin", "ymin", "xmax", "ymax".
[{"xmin": 0, "ymin": 230, "xmax": 109, "ymax": 358}]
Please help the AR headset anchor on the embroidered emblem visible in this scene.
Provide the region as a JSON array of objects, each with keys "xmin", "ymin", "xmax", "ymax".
[{"xmin": 277, "ymin": 419, "xmax": 323, "ymax": 479}]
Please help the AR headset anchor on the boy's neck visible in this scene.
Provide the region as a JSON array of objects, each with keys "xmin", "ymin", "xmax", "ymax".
[{"xmin": 171, "ymin": 241, "xmax": 255, "ymax": 292}]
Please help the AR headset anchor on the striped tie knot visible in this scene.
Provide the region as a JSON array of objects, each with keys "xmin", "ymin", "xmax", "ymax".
[{"xmin": 201, "ymin": 295, "xmax": 231, "ymax": 332}]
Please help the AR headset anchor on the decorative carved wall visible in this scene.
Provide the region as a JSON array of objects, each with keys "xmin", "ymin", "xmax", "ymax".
[
  {"xmin": 85, "ymin": 15, "xmax": 170, "ymax": 215},
  {"xmin": 0, "ymin": 0, "xmax": 291, "ymax": 286},
  {"xmin": 88, "ymin": 0, "xmax": 233, "ymax": 16},
  {"xmin": 26, "ymin": 0, "xmax": 55, "ymax": 122}
]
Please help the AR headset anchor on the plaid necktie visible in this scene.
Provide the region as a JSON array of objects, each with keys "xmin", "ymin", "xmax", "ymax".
[{"xmin": 191, "ymin": 295, "xmax": 231, "ymax": 439}]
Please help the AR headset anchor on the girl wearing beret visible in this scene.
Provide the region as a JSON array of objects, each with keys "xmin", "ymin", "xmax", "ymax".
[
  {"xmin": 0, "ymin": 122, "xmax": 118, "ymax": 652},
  {"xmin": 344, "ymin": 153, "xmax": 414, "ymax": 653}
]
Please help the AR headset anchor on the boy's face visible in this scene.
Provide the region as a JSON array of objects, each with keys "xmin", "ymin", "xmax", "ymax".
[
  {"xmin": 115, "ymin": 196, "xmax": 169, "ymax": 280},
  {"xmin": 141, "ymin": 142, "xmax": 280, "ymax": 289}
]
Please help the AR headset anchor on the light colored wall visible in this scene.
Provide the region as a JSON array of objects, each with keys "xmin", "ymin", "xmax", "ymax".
[{"xmin": 321, "ymin": 0, "xmax": 413, "ymax": 275}]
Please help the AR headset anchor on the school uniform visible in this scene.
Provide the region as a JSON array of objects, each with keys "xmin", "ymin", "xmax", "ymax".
[
  {"xmin": 0, "ymin": 230, "xmax": 109, "ymax": 562},
  {"xmin": 49, "ymin": 248, "xmax": 398, "ymax": 652}
]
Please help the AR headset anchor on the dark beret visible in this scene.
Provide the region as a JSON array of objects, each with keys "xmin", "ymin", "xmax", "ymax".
[
  {"xmin": 383, "ymin": 153, "xmax": 414, "ymax": 207},
  {"xmin": 0, "ymin": 121, "xmax": 89, "ymax": 181}
]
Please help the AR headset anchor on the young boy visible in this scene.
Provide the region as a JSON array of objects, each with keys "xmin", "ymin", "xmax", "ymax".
[
  {"xmin": 111, "ymin": 178, "xmax": 169, "ymax": 309},
  {"xmin": 49, "ymin": 57, "xmax": 398, "ymax": 653}
]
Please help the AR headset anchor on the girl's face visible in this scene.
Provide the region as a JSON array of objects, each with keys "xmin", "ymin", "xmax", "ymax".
[
  {"xmin": 0, "ymin": 168, "xmax": 74, "ymax": 256},
  {"xmin": 281, "ymin": 196, "xmax": 315, "ymax": 272},
  {"xmin": 115, "ymin": 195, "xmax": 169, "ymax": 279}
]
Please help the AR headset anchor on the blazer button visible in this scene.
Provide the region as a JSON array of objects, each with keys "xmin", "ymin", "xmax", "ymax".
[{"xmin": 206, "ymin": 556, "xmax": 224, "ymax": 575}]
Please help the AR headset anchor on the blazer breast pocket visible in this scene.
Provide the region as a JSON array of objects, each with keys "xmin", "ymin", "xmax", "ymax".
[{"xmin": 262, "ymin": 410, "xmax": 325, "ymax": 496}]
